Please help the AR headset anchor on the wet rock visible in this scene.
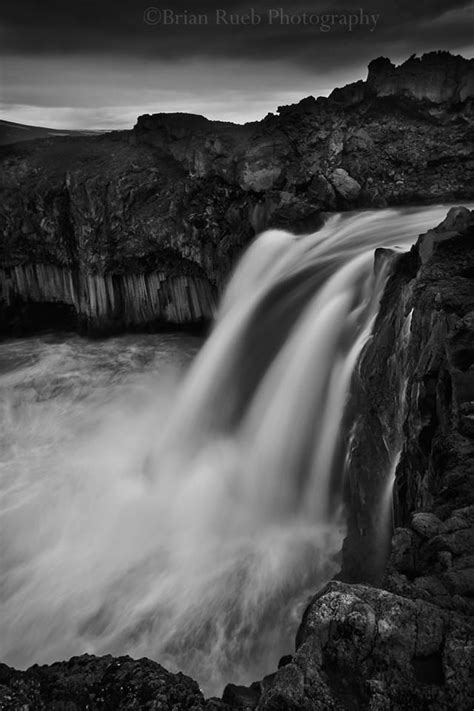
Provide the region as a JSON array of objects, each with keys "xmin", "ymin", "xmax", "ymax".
[
  {"xmin": 390, "ymin": 527, "xmax": 418, "ymax": 576},
  {"xmin": 411, "ymin": 512, "xmax": 443, "ymax": 538},
  {"xmin": 343, "ymin": 210, "xmax": 474, "ymax": 595},
  {"xmin": 277, "ymin": 655, "xmax": 293, "ymax": 669},
  {"xmin": 258, "ymin": 664, "xmax": 305, "ymax": 711},
  {"xmin": 0, "ymin": 654, "xmax": 212, "ymax": 710},
  {"xmin": 222, "ymin": 682, "xmax": 260, "ymax": 709},
  {"xmin": 258, "ymin": 582, "xmax": 474, "ymax": 710}
]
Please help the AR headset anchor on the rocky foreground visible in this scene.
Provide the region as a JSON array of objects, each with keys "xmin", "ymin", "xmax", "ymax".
[
  {"xmin": 1, "ymin": 208, "xmax": 473, "ymax": 709},
  {"xmin": 1, "ymin": 51, "xmax": 474, "ymax": 334}
]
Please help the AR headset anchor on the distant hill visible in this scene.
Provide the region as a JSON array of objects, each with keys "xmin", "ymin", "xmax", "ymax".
[{"xmin": 0, "ymin": 119, "xmax": 105, "ymax": 145}]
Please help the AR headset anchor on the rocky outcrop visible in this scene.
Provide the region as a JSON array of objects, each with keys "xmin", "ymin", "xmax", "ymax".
[
  {"xmin": 0, "ymin": 654, "xmax": 229, "ymax": 710},
  {"xmin": 330, "ymin": 52, "xmax": 474, "ymax": 106},
  {"xmin": 254, "ymin": 581, "xmax": 474, "ymax": 711},
  {"xmin": 343, "ymin": 207, "xmax": 474, "ymax": 590},
  {"xmin": 366, "ymin": 52, "xmax": 474, "ymax": 104},
  {"xmin": 1, "ymin": 52, "xmax": 473, "ymax": 335}
]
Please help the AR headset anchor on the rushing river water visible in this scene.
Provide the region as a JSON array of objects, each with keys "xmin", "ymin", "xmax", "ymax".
[{"xmin": 0, "ymin": 205, "xmax": 463, "ymax": 695}]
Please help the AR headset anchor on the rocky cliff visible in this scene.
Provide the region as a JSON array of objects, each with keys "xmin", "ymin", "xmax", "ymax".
[
  {"xmin": 365, "ymin": 52, "xmax": 474, "ymax": 104},
  {"xmin": 1, "ymin": 209, "xmax": 472, "ymax": 709},
  {"xmin": 1, "ymin": 52, "xmax": 473, "ymax": 335}
]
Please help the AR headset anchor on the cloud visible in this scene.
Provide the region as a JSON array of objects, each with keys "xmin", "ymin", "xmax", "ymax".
[
  {"xmin": 1, "ymin": 55, "xmax": 356, "ymax": 128},
  {"xmin": 2, "ymin": 0, "xmax": 473, "ymax": 64},
  {"xmin": 1, "ymin": 0, "xmax": 473, "ymax": 127}
]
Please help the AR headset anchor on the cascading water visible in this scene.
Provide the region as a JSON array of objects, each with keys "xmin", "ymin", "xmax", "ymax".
[{"xmin": 0, "ymin": 205, "xmax": 457, "ymax": 695}]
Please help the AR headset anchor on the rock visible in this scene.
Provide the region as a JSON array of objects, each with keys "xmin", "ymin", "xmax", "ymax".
[
  {"xmin": 390, "ymin": 528, "xmax": 417, "ymax": 576},
  {"xmin": 327, "ymin": 128, "xmax": 345, "ymax": 160},
  {"xmin": 343, "ymin": 210, "xmax": 474, "ymax": 594},
  {"xmin": 258, "ymin": 664, "xmax": 305, "ymax": 711},
  {"xmin": 222, "ymin": 682, "xmax": 260, "ymax": 709},
  {"xmin": 345, "ymin": 127, "xmax": 374, "ymax": 152},
  {"xmin": 411, "ymin": 512, "xmax": 443, "ymax": 538},
  {"xmin": 307, "ymin": 174, "xmax": 337, "ymax": 209},
  {"xmin": 328, "ymin": 80, "xmax": 366, "ymax": 106},
  {"xmin": 0, "ymin": 654, "xmax": 212, "ymax": 710},
  {"xmin": 0, "ymin": 265, "xmax": 216, "ymax": 335},
  {"xmin": 258, "ymin": 582, "xmax": 474, "ymax": 710},
  {"xmin": 366, "ymin": 52, "xmax": 474, "ymax": 104},
  {"xmin": 418, "ymin": 206, "xmax": 474, "ymax": 263},
  {"xmin": 329, "ymin": 168, "xmax": 361, "ymax": 201}
]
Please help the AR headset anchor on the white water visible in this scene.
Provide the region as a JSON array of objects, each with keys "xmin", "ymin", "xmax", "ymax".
[{"xmin": 0, "ymin": 205, "xmax": 458, "ymax": 694}]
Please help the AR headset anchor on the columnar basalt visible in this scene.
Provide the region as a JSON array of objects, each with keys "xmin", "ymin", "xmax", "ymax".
[{"xmin": 0, "ymin": 265, "xmax": 215, "ymax": 334}]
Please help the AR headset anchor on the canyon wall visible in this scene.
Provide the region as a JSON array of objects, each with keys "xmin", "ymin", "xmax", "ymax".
[{"xmin": 1, "ymin": 52, "xmax": 473, "ymax": 334}]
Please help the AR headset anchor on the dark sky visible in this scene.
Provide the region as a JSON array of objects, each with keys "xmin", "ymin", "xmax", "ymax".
[{"xmin": 1, "ymin": 0, "xmax": 474, "ymax": 128}]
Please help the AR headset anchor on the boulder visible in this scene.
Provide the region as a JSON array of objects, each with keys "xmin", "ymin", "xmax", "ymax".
[
  {"xmin": 329, "ymin": 168, "xmax": 361, "ymax": 201},
  {"xmin": 257, "ymin": 582, "xmax": 474, "ymax": 710}
]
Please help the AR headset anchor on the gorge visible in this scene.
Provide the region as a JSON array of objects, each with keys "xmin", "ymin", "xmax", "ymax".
[{"xmin": 0, "ymin": 52, "xmax": 474, "ymax": 711}]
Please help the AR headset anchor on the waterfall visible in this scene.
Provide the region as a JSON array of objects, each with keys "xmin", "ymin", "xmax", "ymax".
[{"xmin": 0, "ymin": 205, "xmax": 457, "ymax": 695}]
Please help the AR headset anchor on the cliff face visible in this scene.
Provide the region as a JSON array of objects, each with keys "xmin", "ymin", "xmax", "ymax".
[
  {"xmin": 1, "ymin": 52, "xmax": 474, "ymax": 334},
  {"xmin": 366, "ymin": 52, "xmax": 474, "ymax": 104}
]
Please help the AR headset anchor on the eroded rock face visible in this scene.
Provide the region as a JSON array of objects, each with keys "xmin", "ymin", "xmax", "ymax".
[
  {"xmin": 254, "ymin": 581, "xmax": 474, "ymax": 711},
  {"xmin": 366, "ymin": 52, "xmax": 474, "ymax": 104},
  {"xmin": 343, "ymin": 208, "xmax": 474, "ymax": 588},
  {"xmin": 1, "ymin": 52, "xmax": 473, "ymax": 334}
]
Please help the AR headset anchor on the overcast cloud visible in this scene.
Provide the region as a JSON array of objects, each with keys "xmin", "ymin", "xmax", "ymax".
[{"xmin": 1, "ymin": 0, "xmax": 473, "ymax": 128}]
